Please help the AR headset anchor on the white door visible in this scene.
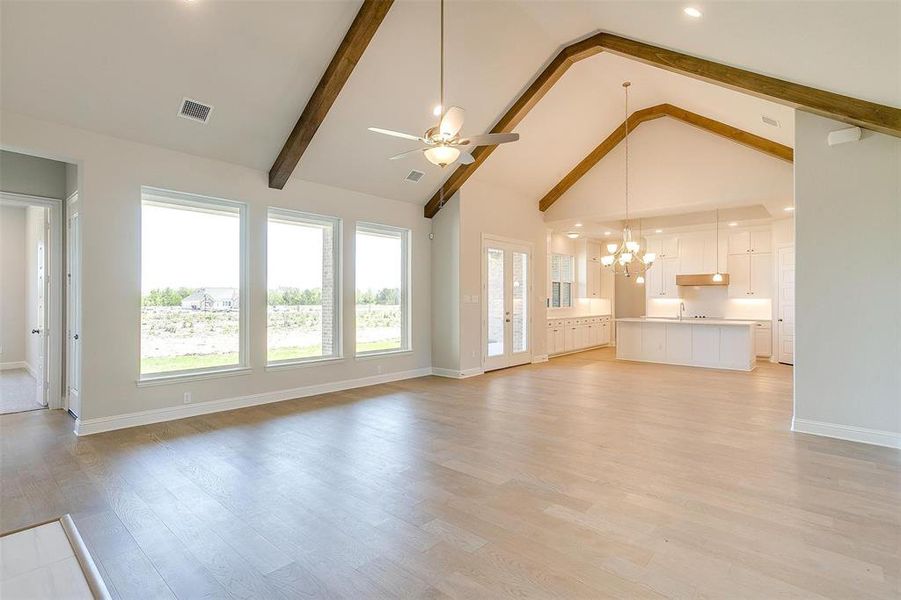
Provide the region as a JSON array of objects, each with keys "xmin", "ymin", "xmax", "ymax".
[
  {"xmin": 483, "ymin": 240, "xmax": 531, "ymax": 371},
  {"xmin": 33, "ymin": 231, "xmax": 48, "ymax": 407},
  {"xmin": 777, "ymin": 246, "xmax": 795, "ymax": 365},
  {"xmin": 67, "ymin": 211, "xmax": 82, "ymax": 416}
]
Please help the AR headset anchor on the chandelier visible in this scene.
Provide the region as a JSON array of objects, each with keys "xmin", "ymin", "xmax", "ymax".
[{"xmin": 601, "ymin": 82, "xmax": 655, "ymax": 283}]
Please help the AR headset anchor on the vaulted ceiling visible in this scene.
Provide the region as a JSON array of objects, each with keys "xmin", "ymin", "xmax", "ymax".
[{"xmin": 2, "ymin": 1, "xmax": 898, "ymax": 209}]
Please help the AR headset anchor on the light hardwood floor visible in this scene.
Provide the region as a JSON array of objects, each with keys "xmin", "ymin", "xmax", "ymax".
[{"xmin": 1, "ymin": 348, "xmax": 899, "ymax": 599}]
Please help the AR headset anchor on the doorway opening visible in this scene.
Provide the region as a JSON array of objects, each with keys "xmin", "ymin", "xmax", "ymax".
[{"xmin": 0, "ymin": 150, "xmax": 75, "ymax": 416}]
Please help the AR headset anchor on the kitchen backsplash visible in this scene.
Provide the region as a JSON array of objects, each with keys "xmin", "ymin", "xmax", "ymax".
[{"xmin": 646, "ymin": 286, "xmax": 771, "ymax": 320}]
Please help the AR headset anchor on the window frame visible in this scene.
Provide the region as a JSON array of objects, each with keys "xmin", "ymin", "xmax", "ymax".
[
  {"xmin": 550, "ymin": 253, "xmax": 574, "ymax": 309},
  {"xmin": 354, "ymin": 221, "xmax": 411, "ymax": 357},
  {"xmin": 265, "ymin": 207, "xmax": 342, "ymax": 368},
  {"xmin": 138, "ymin": 186, "xmax": 249, "ymax": 383}
]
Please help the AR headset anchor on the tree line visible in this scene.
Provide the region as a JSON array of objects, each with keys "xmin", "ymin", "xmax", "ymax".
[{"xmin": 143, "ymin": 287, "xmax": 401, "ymax": 307}]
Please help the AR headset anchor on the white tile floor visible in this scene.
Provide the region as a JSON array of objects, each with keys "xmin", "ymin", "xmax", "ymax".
[{"xmin": 0, "ymin": 521, "xmax": 93, "ymax": 599}]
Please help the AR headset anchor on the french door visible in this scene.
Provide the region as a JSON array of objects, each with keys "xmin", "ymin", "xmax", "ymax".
[{"xmin": 483, "ymin": 238, "xmax": 532, "ymax": 371}]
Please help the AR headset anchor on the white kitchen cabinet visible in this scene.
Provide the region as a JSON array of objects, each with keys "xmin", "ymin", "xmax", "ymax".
[
  {"xmin": 577, "ymin": 241, "xmax": 602, "ymax": 299},
  {"xmin": 677, "ymin": 232, "xmax": 718, "ymax": 275},
  {"xmin": 641, "ymin": 323, "xmax": 667, "ymax": 361},
  {"xmin": 727, "ymin": 253, "xmax": 772, "ymax": 298},
  {"xmin": 546, "ymin": 320, "xmax": 564, "ymax": 355},
  {"xmin": 754, "ymin": 321, "xmax": 772, "ymax": 357},
  {"xmin": 547, "ymin": 316, "xmax": 610, "ymax": 356},
  {"xmin": 646, "ymin": 235, "xmax": 680, "ymax": 259},
  {"xmin": 646, "ymin": 257, "xmax": 680, "ymax": 299},
  {"xmin": 691, "ymin": 325, "xmax": 720, "ymax": 367},
  {"xmin": 728, "ymin": 228, "xmax": 771, "ymax": 255},
  {"xmin": 599, "ymin": 318, "xmax": 611, "ymax": 345},
  {"xmin": 564, "ymin": 321, "xmax": 577, "ymax": 352},
  {"xmin": 665, "ymin": 324, "xmax": 692, "ymax": 364}
]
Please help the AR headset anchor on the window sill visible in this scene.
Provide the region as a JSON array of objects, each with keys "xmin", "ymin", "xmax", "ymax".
[
  {"xmin": 354, "ymin": 349, "xmax": 413, "ymax": 361},
  {"xmin": 137, "ymin": 366, "xmax": 252, "ymax": 387},
  {"xmin": 265, "ymin": 356, "xmax": 345, "ymax": 371}
]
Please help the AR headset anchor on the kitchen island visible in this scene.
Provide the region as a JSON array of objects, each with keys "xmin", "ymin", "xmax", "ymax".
[{"xmin": 616, "ymin": 317, "xmax": 756, "ymax": 371}]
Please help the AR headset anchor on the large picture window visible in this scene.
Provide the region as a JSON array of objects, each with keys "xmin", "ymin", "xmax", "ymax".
[
  {"xmin": 140, "ymin": 188, "xmax": 245, "ymax": 378},
  {"xmin": 267, "ymin": 209, "xmax": 340, "ymax": 364},
  {"xmin": 550, "ymin": 253, "xmax": 574, "ymax": 308},
  {"xmin": 355, "ymin": 223, "xmax": 410, "ymax": 355}
]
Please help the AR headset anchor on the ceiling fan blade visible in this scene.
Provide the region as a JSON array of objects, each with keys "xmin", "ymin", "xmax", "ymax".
[
  {"xmin": 455, "ymin": 132, "xmax": 520, "ymax": 147},
  {"xmin": 368, "ymin": 127, "xmax": 425, "ymax": 142},
  {"xmin": 388, "ymin": 147, "xmax": 427, "ymax": 160},
  {"xmin": 439, "ymin": 106, "xmax": 465, "ymax": 138},
  {"xmin": 458, "ymin": 152, "xmax": 475, "ymax": 165}
]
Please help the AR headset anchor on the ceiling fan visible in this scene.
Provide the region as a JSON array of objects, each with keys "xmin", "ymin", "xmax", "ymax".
[{"xmin": 367, "ymin": 0, "xmax": 519, "ymax": 168}]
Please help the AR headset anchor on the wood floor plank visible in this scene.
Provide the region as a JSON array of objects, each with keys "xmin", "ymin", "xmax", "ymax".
[{"xmin": 2, "ymin": 348, "xmax": 899, "ymax": 599}]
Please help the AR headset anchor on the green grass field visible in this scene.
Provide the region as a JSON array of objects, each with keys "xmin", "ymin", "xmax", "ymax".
[{"xmin": 141, "ymin": 339, "xmax": 402, "ymax": 374}]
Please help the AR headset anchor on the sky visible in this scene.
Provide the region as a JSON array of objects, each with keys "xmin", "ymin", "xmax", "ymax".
[{"xmin": 141, "ymin": 204, "xmax": 402, "ymax": 293}]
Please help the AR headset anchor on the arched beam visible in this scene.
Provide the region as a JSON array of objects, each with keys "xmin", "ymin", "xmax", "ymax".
[
  {"xmin": 538, "ymin": 103, "xmax": 794, "ymax": 212},
  {"xmin": 424, "ymin": 31, "xmax": 900, "ymax": 218}
]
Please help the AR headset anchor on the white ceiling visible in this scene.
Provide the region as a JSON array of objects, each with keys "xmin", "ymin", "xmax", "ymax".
[{"xmin": 1, "ymin": 1, "xmax": 897, "ymax": 207}]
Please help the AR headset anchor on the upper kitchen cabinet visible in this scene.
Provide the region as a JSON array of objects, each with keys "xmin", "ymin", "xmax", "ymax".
[
  {"xmin": 677, "ymin": 231, "xmax": 718, "ymax": 274},
  {"xmin": 728, "ymin": 228, "xmax": 771, "ymax": 255},
  {"xmin": 727, "ymin": 252, "xmax": 773, "ymax": 298},
  {"xmin": 646, "ymin": 235, "xmax": 680, "ymax": 259},
  {"xmin": 577, "ymin": 240, "xmax": 602, "ymax": 299}
]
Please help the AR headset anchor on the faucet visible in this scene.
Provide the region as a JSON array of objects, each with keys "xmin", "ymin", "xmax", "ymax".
[{"xmin": 679, "ymin": 302, "xmax": 685, "ymax": 321}]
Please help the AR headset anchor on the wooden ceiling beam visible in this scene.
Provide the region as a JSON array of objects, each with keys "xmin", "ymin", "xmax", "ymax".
[
  {"xmin": 424, "ymin": 31, "xmax": 900, "ymax": 218},
  {"xmin": 269, "ymin": 0, "xmax": 394, "ymax": 190},
  {"xmin": 538, "ymin": 103, "xmax": 794, "ymax": 212}
]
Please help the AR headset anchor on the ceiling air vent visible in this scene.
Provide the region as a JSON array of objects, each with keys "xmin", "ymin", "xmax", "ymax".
[
  {"xmin": 178, "ymin": 97, "xmax": 213, "ymax": 124},
  {"xmin": 761, "ymin": 115, "xmax": 780, "ymax": 127},
  {"xmin": 404, "ymin": 169, "xmax": 425, "ymax": 183}
]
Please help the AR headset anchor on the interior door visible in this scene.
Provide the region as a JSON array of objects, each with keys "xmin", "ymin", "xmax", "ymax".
[
  {"xmin": 33, "ymin": 231, "xmax": 48, "ymax": 407},
  {"xmin": 67, "ymin": 211, "xmax": 82, "ymax": 416},
  {"xmin": 777, "ymin": 246, "xmax": 795, "ymax": 365},
  {"xmin": 483, "ymin": 239, "xmax": 531, "ymax": 371}
]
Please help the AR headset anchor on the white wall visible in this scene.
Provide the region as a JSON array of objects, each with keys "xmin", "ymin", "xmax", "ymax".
[
  {"xmin": 545, "ymin": 118, "xmax": 794, "ymax": 222},
  {"xmin": 0, "ymin": 111, "xmax": 432, "ymax": 423},
  {"xmin": 0, "ymin": 205, "xmax": 26, "ymax": 365},
  {"xmin": 0, "ymin": 150, "xmax": 67, "ymax": 199},
  {"xmin": 794, "ymin": 111, "xmax": 901, "ymax": 447},
  {"xmin": 430, "ymin": 194, "xmax": 461, "ymax": 372},
  {"xmin": 459, "ymin": 177, "xmax": 549, "ymax": 370}
]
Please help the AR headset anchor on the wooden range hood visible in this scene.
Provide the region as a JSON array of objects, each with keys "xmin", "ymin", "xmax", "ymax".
[{"xmin": 676, "ymin": 274, "xmax": 731, "ymax": 286}]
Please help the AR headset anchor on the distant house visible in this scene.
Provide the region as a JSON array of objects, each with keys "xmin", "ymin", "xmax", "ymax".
[{"xmin": 180, "ymin": 288, "xmax": 239, "ymax": 311}]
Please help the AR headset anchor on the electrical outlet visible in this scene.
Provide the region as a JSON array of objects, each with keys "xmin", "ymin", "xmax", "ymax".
[{"xmin": 183, "ymin": 392, "xmax": 192, "ymax": 404}]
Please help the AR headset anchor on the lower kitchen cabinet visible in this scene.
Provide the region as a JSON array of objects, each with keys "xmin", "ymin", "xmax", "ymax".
[{"xmin": 547, "ymin": 315, "xmax": 611, "ymax": 356}]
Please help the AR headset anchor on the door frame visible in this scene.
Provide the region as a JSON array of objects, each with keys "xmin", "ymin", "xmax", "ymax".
[
  {"xmin": 66, "ymin": 192, "xmax": 82, "ymax": 416},
  {"xmin": 480, "ymin": 233, "xmax": 534, "ymax": 371},
  {"xmin": 0, "ymin": 191, "xmax": 64, "ymax": 409},
  {"xmin": 774, "ymin": 242, "xmax": 795, "ymax": 365}
]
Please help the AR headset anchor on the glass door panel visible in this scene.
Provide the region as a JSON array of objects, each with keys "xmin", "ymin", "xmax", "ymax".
[
  {"xmin": 512, "ymin": 251, "xmax": 528, "ymax": 354},
  {"xmin": 486, "ymin": 247, "xmax": 505, "ymax": 358}
]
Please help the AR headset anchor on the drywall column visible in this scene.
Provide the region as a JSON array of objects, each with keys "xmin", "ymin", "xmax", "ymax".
[
  {"xmin": 793, "ymin": 111, "xmax": 901, "ymax": 448},
  {"xmin": 430, "ymin": 193, "xmax": 462, "ymax": 374}
]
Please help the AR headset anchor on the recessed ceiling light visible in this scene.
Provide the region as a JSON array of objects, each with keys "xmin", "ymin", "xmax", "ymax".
[
  {"xmin": 604, "ymin": 231, "xmax": 612, "ymax": 236},
  {"xmin": 728, "ymin": 222, "xmax": 738, "ymax": 227},
  {"xmin": 574, "ymin": 222, "xmax": 583, "ymax": 228},
  {"xmin": 432, "ymin": 105, "xmax": 443, "ymax": 117},
  {"xmin": 566, "ymin": 232, "xmax": 580, "ymax": 239},
  {"xmin": 683, "ymin": 7, "xmax": 702, "ymax": 18},
  {"xmin": 655, "ymin": 229, "xmax": 663, "ymax": 233},
  {"xmin": 784, "ymin": 206, "xmax": 795, "ymax": 212}
]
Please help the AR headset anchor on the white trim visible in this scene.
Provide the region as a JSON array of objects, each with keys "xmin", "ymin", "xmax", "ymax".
[
  {"xmin": 431, "ymin": 367, "xmax": 484, "ymax": 379},
  {"xmin": 265, "ymin": 356, "xmax": 346, "ymax": 372},
  {"xmin": 355, "ymin": 348, "xmax": 414, "ymax": 360},
  {"xmin": 791, "ymin": 418, "xmax": 901, "ymax": 449},
  {"xmin": 481, "ymin": 234, "xmax": 535, "ymax": 372},
  {"xmin": 0, "ymin": 361, "xmax": 28, "ymax": 371},
  {"xmin": 23, "ymin": 361, "xmax": 37, "ymax": 378},
  {"xmin": 531, "ymin": 354, "xmax": 549, "ymax": 363},
  {"xmin": 136, "ymin": 366, "xmax": 252, "ymax": 387},
  {"xmin": 76, "ymin": 367, "xmax": 433, "ymax": 436}
]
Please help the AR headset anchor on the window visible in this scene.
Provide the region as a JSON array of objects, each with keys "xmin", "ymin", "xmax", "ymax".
[
  {"xmin": 140, "ymin": 188, "xmax": 246, "ymax": 378},
  {"xmin": 355, "ymin": 223, "xmax": 410, "ymax": 355},
  {"xmin": 267, "ymin": 209, "xmax": 340, "ymax": 364},
  {"xmin": 550, "ymin": 253, "xmax": 574, "ymax": 308}
]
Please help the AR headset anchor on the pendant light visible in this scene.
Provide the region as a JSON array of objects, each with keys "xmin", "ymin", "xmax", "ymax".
[
  {"xmin": 712, "ymin": 209, "xmax": 723, "ymax": 282},
  {"xmin": 601, "ymin": 82, "xmax": 655, "ymax": 281}
]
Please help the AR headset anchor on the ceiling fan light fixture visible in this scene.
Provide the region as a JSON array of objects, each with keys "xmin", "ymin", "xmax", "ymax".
[{"xmin": 423, "ymin": 145, "xmax": 460, "ymax": 167}]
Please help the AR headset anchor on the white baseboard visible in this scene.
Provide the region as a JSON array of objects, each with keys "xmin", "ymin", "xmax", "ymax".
[
  {"xmin": 531, "ymin": 355, "xmax": 549, "ymax": 364},
  {"xmin": 75, "ymin": 367, "xmax": 433, "ymax": 436},
  {"xmin": 431, "ymin": 367, "xmax": 484, "ymax": 379},
  {"xmin": 792, "ymin": 418, "xmax": 901, "ymax": 449},
  {"xmin": 0, "ymin": 361, "xmax": 27, "ymax": 371}
]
